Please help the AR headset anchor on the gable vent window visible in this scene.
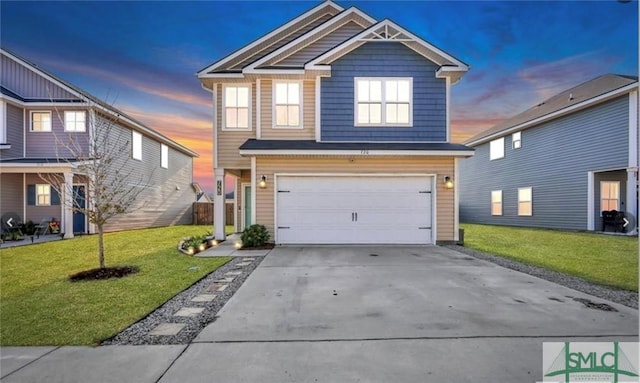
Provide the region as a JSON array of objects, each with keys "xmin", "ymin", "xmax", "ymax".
[
  {"xmin": 512, "ymin": 131, "xmax": 521, "ymax": 149},
  {"xmin": 161, "ymin": 144, "xmax": 168, "ymax": 169},
  {"xmin": 223, "ymin": 85, "xmax": 251, "ymax": 130},
  {"xmin": 132, "ymin": 131, "xmax": 142, "ymax": 160},
  {"xmin": 273, "ymin": 81, "xmax": 302, "ymax": 128},
  {"xmin": 355, "ymin": 78, "xmax": 412, "ymax": 127},
  {"xmin": 489, "ymin": 137, "xmax": 505, "ymax": 160}
]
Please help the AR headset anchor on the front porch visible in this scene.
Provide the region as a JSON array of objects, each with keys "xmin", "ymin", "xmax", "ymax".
[
  {"xmin": 588, "ymin": 168, "xmax": 638, "ymax": 235},
  {"xmin": 0, "ymin": 159, "xmax": 90, "ymax": 240}
]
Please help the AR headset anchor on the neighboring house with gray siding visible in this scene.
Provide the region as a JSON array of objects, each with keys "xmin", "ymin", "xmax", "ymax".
[
  {"xmin": 0, "ymin": 48, "xmax": 199, "ymax": 237},
  {"xmin": 459, "ymin": 74, "xmax": 638, "ymax": 235}
]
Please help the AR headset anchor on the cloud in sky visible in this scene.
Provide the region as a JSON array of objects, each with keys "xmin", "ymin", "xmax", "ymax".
[{"xmin": 1, "ymin": 0, "xmax": 637, "ymax": 191}]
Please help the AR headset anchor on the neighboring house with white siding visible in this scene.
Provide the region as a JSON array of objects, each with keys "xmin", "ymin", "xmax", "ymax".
[
  {"xmin": 0, "ymin": 48, "xmax": 199, "ymax": 237},
  {"xmin": 198, "ymin": 1, "xmax": 474, "ymax": 245},
  {"xmin": 459, "ymin": 74, "xmax": 639, "ymax": 235}
]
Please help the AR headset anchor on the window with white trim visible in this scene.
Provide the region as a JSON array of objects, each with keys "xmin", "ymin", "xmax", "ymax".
[
  {"xmin": 273, "ymin": 81, "xmax": 302, "ymax": 128},
  {"xmin": 490, "ymin": 137, "xmax": 504, "ymax": 160},
  {"xmin": 491, "ymin": 190, "xmax": 503, "ymax": 216},
  {"xmin": 518, "ymin": 187, "xmax": 533, "ymax": 216},
  {"xmin": 132, "ymin": 131, "xmax": 142, "ymax": 160},
  {"xmin": 223, "ymin": 85, "xmax": 251, "ymax": 130},
  {"xmin": 31, "ymin": 111, "xmax": 51, "ymax": 132},
  {"xmin": 64, "ymin": 111, "xmax": 86, "ymax": 132},
  {"xmin": 36, "ymin": 184, "xmax": 51, "ymax": 206},
  {"xmin": 161, "ymin": 144, "xmax": 168, "ymax": 169},
  {"xmin": 512, "ymin": 132, "xmax": 521, "ymax": 149},
  {"xmin": 601, "ymin": 181, "xmax": 620, "ymax": 211},
  {"xmin": 355, "ymin": 78, "xmax": 412, "ymax": 126}
]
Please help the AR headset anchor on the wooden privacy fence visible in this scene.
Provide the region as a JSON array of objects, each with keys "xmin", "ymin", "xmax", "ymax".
[{"xmin": 192, "ymin": 202, "xmax": 234, "ymax": 225}]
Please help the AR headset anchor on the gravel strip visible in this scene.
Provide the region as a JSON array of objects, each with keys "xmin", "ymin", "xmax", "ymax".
[
  {"xmin": 102, "ymin": 256, "xmax": 264, "ymax": 345},
  {"xmin": 446, "ymin": 245, "xmax": 638, "ymax": 309}
]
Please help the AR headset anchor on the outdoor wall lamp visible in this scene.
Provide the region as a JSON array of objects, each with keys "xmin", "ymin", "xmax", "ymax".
[
  {"xmin": 444, "ymin": 176, "xmax": 454, "ymax": 189},
  {"xmin": 259, "ymin": 175, "xmax": 267, "ymax": 189}
]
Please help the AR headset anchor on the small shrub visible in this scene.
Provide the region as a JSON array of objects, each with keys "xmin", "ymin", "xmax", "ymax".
[
  {"xmin": 181, "ymin": 234, "xmax": 207, "ymax": 250},
  {"xmin": 241, "ymin": 224, "xmax": 270, "ymax": 248}
]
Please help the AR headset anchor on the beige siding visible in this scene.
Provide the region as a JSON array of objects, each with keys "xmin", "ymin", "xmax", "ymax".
[
  {"xmin": 0, "ymin": 173, "xmax": 24, "ymax": 221},
  {"xmin": 254, "ymin": 156, "xmax": 456, "ymax": 242},
  {"xmin": 260, "ymin": 79, "xmax": 316, "ymax": 140},
  {"xmin": 216, "ymin": 85, "xmax": 254, "ymax": 169}
]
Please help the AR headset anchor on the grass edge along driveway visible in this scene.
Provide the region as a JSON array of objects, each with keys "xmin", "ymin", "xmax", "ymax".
[
  {"xmin": 0, "ymin": 225, "xmax": 231, "ymax": 346},
  {"xmin": 461, "ymin": 223, "xmax": 638, "ymax": 292}
]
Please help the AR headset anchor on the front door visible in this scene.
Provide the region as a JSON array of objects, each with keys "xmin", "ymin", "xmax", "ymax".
[
  {"xmin": 73, "ymin": 185, "xmax": 86, "ymax": 234},
  {"xmin": 243, "ymin": 184, "xmax": 252, "ymax": 230}
]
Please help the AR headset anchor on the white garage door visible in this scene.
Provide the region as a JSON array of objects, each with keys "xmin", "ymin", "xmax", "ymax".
[{"xmin": 276, "ymin": 175, "xmax": 433, "ymax": 244}]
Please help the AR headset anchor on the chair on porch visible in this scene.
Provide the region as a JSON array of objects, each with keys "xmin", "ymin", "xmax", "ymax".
[
  {"xmin": 34, "ymin": 217, "xmax": 54, "ymax": 238},
  {"xmin": 602, "ymin": 210, "xmax": 626, "ymax": 233}
]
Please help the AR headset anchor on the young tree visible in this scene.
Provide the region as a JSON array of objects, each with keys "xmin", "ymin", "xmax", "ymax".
[{"xmin": 40, "ymin": 106, "xmax": 150, "ymax": 270}]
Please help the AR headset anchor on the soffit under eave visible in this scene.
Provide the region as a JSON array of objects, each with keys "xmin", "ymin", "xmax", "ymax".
[{"xmin": 202, "ymin": 70, "xmax": 331, "ymax": 85}]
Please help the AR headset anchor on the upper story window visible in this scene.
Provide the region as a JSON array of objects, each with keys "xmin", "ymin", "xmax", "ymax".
[
  {"xmin": 355, "ymin": 78, "xmax": 412, "ymax": 127},
  {"xmin": 64, "ymin": 111, "xmax": 86, "ymax": 132},
  {"xmin": 161, "ymin": 144, "xmax": 168, "ymax": 169},
  {"xmin": 132, "ymin": 131, "xmax": 142, "ymax": 160},
  {"xmin": 512, "ymin": 132, "xmax": 521, "ymax": 149},
  {"xmin": 518, "ymin": 187, "xmax": 533, "ymax": 216},
  {"xmin": 273, "ymin": 81, "xmax": 302, "ymax": 128},
  {"xmin": 601, "ymin": 181, "xmax": 620, "ymax": 211},
  {"xmin": 223, "ymin": 85, "xmax": 251, "ymax": 130},
  {"xmin": 31, "ymin": 111, "xmax": 51, "ymax": 132},
  {"xmin": 491, "ymin": 190, "xmax": 503, "ymax": 216},
  {"xmin": 489, "ymin": 137, "xmax": 504, "ymax": 160}
]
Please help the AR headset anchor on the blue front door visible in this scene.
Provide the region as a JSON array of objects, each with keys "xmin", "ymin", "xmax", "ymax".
[{"xmin": 73, "ymin": 185, "xmax": 86, "ymax": 234}]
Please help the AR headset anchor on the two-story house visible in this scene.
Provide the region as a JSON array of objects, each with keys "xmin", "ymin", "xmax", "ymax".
[
  {"xmin": 0, "ymin": 48, "xmax": 199, "ymax": 238},
  {"xmin": 198, "ymin": 1, "xmax": 473, "ymax": 245},
  {"xmin": 459, "ymin": 74, "xmax": 638, "ymax": 235}
]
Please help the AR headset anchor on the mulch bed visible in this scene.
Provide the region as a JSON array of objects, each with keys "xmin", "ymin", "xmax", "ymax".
[
  {"xmin": 239, "ymin": 243, "xmax": 275, "ymax": 250},
  {"xmin": 69, "ymin": 266, "xmax": 140, "ymax": 282}
]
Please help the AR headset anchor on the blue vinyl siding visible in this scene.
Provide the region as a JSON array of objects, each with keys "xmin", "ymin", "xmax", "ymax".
[
  {"xmin": 320, "ymin": 42, "xmax": 446, "ymax": 142},
  {"xmin": 459, "ymin": 95, "xmax": 630, "ymax": 230}
]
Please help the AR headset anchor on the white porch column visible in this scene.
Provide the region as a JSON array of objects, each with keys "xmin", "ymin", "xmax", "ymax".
[
  {"xmin": 214, "ymin": 168, "xmax": 226, "ymax": 240},
  {"xmin": 62, "ymin": 172, "xmax": 74, "ymax": 239}
]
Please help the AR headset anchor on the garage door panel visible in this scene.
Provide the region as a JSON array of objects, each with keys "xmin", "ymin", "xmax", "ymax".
[{"xmin": 276, "ymin": 175, "xmax": 433, "ymax": 244}]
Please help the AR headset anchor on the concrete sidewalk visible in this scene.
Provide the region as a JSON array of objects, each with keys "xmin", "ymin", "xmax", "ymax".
[
  {"xmin": 2, "ymin": 246, "xmax": 638, "ymax": 382},
  {"xmin": 195, "ymin": 234, "xmax": 272, "ymax": 257}
]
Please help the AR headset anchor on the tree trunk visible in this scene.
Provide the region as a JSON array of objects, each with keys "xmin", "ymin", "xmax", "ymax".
[{"xmin": 97, "ymin": 223, "xmax": 105, "ymax": 269}]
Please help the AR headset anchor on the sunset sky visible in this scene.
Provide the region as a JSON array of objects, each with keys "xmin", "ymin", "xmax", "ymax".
[{"xmin": 1, "ymin": 1, "xmax": 637, "ymax": 193}]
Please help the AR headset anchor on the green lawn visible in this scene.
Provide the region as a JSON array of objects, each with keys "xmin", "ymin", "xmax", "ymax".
[
  {"xmin": 0, "ymin": 225, "xmax": 232, "ymax": 346},
  {"xmin": 461, "ymin": 223, "xmax": 638, "ymax": 292}
]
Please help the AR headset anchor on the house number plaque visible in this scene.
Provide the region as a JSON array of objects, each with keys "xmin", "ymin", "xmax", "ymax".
[{"xmin": 217, "ymin": 180, "xmax": 223, "ymax": 196}]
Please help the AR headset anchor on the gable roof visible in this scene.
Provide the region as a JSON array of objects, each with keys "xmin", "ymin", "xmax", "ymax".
[
  {"xmin": 465, "ymin": 74, "xmax": 639, "ymax": 146},
  {"xmin": 198, "ymin": 1, "xmax": 469, "ymax": 84},
  {"xmin": 198, "ymin": 1, "xmax": 344, "ymax": 76},
  {"xmin": 305, "ymin": 18, "xmax": 469, "ymax": 83},
  {"xmin": 1, "ymin": 48, "xmax": 198, "ymax": 157}
]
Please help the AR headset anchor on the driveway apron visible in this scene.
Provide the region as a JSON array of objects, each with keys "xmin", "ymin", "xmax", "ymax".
[{"xmin": 159, "ymin": 246, "xmax": 638, "ymax": 382}]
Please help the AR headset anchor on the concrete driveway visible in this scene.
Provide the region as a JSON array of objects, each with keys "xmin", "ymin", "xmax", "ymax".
[{"xmin": 162, "ymin": 246, "xmax": 638, "ymax": 382}]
